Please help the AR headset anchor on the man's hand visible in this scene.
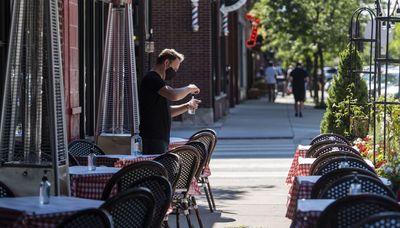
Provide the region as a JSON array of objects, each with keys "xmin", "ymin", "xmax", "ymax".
[
  {"xmin": 188, "ymin": 84, "xmax": 200, "ymax": 95},
  {"xmin": 188, "ymin": 99, "xmax": 202, "ymax": 110}
]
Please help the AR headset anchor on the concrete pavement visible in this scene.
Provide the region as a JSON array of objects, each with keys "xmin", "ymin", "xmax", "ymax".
[{"xmin": 169, "ymin": 93, "xmax": 324, "ymax": 228}]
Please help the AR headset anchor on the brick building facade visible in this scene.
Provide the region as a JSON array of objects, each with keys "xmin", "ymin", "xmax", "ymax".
[{"xmin": 0, "ymin": 0, "xmax": 255, "ymax": 139}]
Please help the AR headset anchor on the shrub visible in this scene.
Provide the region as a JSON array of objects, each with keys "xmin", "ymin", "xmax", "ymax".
[{"xmin": 320, "ymin": 44, "xmax": 369, "ymax": 139}]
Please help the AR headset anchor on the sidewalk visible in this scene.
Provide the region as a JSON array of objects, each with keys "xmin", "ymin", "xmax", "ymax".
[
  {"xmin": 171, "ymin": 93, "xmax": 323, "ymax": 143},
  {"xmin": 169, "ymin": 93, "xmax": 324, "ymax": 228}
]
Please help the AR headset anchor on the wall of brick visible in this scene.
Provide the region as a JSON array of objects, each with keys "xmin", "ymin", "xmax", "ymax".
[
  {"xmin": 61, "ymin": 0, "xmax": 80, "ymax": 141},
  {"xmin": 151, "ymin": 0, "xmax": 213, "ymax": 112}
]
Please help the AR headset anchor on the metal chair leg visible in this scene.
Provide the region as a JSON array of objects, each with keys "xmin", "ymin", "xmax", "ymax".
[
  {"xmin": 183, "ymin": 201, "xmax": 193, "ymax": 228},
  {"xmin": 191, "ymin": 196, "xmax": 204, "ymax": 228},
  {"xmin": 202, "ymin": 178, "xmax": 214, "ymax": 212},
  {"xmin": 205, "ymin": 177, "xmax": 216, "ymax": 210},
  {"xmin": 176, "ymin": 207, "xmax": 180, "ymax": 228}
]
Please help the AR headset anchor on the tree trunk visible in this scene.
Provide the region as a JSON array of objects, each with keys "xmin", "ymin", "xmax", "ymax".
[
  {"xmin": 313, "ymin": 51, "xmax": 319, "ymax": 104},
  {"xmin": 318, "ymin": 45, "xmax": 325, "ymax": 105},
  {"xmin": 306, "ymin": 55, "xmax": 313, "ymax": 98}
]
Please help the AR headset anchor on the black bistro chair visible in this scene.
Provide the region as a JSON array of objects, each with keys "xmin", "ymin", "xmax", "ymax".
[
  {"xmin": 128, "ymin": 176, "xmax": 172, "ymax": 228},
  {"xmin": 153, "ymin": 153, "xmax": 181, "ymax": 191},
  {"xmin": 353, "ymin": 211, "xmax": 400, "ymax": 228},
  {"xmin": 312, "ymin": 156, "xmax": 376, "ymax": 176},
  {"xmin": 313, "ymin": 144, "xmax": 361, "ymax": 158},
  {"xmin": 318, "ymin": 174, "xmax": 395, "ymax": 199},
  {"xmin": 170, "ymin": 145, "xmax": 203, "ymax": 228},
  {"xmin": 100, "ymin": 187, "xmax": 155, "ymax": 228},
  {"xmin": 189, "ymin": 130, "xmax": 218, "ymax": 212},
  {"xmin": 68, "ymin": 139, "xmax": 106, "ymax": 157},
  {"xmin": 0, "ymin": 181, "xmax": 15, "ymax": 198},
  {"xmin": 310, "ymin": 133, "xmax": 351, "ymax": 146},
  {"xmin": 310, "ymin": 167, "xmax": 379, "ymax": 199},
  {"xmin": 57, "ymin": 208, "xmax": 113, "ymax": 228},
  {"xmin": 316, "ymin": 194, "xmax": 400, "ymax": 228},
  {"xmin": 305, "ymin": 140, "xmax": 345, "ymax": 158},
  {"xmin": 309, "ymin": 151, "xmax": 362, "ymax": 175},
  {"xmin": 101, "ymin": 160, "xmax": 168, "ymax": 200}
]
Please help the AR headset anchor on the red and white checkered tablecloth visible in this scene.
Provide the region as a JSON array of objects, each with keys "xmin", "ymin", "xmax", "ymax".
[
  {"xmin": 24, "ymin": 212, "xmax": 74, "ymax": 228},
  {"xmin": 291, "ymin": 210, "xmax": 321, "ymax": 228},
  {"xmin": 286, "ymin": 146, "xmax": 310, "ymax": 185},
  {"xmin": 70, "ymin": 173, "xmax": 116, "ymax": 200},
  {"xmin": 75, "ymin": 156, "xmax": 119, "ymax": 167},
  {"xmin": 286, "ymin": 180, "xmax": 314, "ymax": 219}
]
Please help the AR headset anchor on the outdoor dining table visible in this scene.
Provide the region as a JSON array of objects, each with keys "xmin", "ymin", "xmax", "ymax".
[
  {"xmin": 69, "ymin": 166, "xmax": 121, "ymax": 199},
  {"xmin": 286, "ymin": 175, "xmax": 391, "ymax": 219},
  {"xmin": 74, "ymin": 137, "xmax": 188, "ymax": 166},
  {"xmin": 286, "ymin": 145, "xmax": 311, "ymax": 186},
  {"xmin": 0, "ymin": 196, "xmax": 103, "ymax": 228},
  {"xmin": 292, "ymin": 199, "xmax": 335, "ymax": 228}
]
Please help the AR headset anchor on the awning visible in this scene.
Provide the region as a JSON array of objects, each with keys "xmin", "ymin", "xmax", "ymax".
[{"xmin": 220, "ymin": 0, "xmax": 247, "ymax": 14}]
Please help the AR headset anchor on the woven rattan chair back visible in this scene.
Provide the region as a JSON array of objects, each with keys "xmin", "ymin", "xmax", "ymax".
[
  {"xmin": 57, "ymin": 209, "xmax": 113, "ymax": 228},
  {"xmin": 317, "ymin": 194, "xmax": 400, "ymax": 228},
  {"xmin": 189, "ymin": 130, "xmax": 217, "ymax": 166},
  {"xmin": 170, "ymin": 145, "xmax": 201, "ymax": 197},
  {"xmin": 100, "ymin": 187, "xmax": 155, "ymax": 228},
  {"xmin": 310, "ymin": 167, "xmax": 379, "ymax": 199},
  {"xmin": 313, "ymin": 144, "xmax": 360, "ymax": 158},
  {"xmin": 153, "ymin": 153, "xmax": 181, "ymax": 190},
  {"xmin": 185, "ymin": 140, "xmax": 208, "ymax": 179},
  {"xmin": 68, "ymin": 139, "xmax": 105, "ymax": 156},
  {"xmin": 309, "ymin": 152, "xmax": 362, "ymax": 175},
  {"xmin": 312, "ymin": 157, "xmax": 376, "ymax": 176},
  {"xmin": 310, "ymin": 133, "xmax": 351, "ymax": 146},
  {"xmin": 0, "ymin": 181, "xmax": 14, "ymax": 198},
  {"xmin": 68, "ymin": 154, "xmax": 80, "ymax": 166},
  {"xmin": 354, "ymin": 212, "xmax": 400, "ymax": 228},
  {"xmin": 101, "ymin": 160, "xmax": 168, "ymax": 200},
  {"xmin": 305, "ymin": 140, "xmax": 345, "ymax": 158},
  {"xmin": 318, "ymin": 174, "xmax": 395, "ymax": 199},
  {"xmin": 128, "ymin": 176, "xmax": 172, "ymax": 228}
]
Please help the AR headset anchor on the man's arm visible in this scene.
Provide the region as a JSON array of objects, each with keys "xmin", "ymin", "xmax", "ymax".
[
  {"xmin": 170, "ymin": 103, "xmax": 189, "ymax": 118},
  {"xmin": 170, "ymin": 99, "xmax": 201, "ymax": 118},
  {"xmin": 158, "ymin": 84, "xmax": 200, "ymax": 101}
]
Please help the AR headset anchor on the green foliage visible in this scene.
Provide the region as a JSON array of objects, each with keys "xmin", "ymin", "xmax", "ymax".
[
  {"xmin": 251, "ymin": 0, "xmax": 361, "ymax": 66},
  {"xmin": 320, "ymin": 45, "xmax": 369, "ymax": 139}
]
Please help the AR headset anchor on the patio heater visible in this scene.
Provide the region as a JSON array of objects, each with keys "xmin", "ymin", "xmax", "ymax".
[
  {"xmin": 96, "ymin": 0, "xmax": 140, "ymax": 155},
  {"xmin": 0, "ymin": 0, "xmax": 69, "ymax": 196}
]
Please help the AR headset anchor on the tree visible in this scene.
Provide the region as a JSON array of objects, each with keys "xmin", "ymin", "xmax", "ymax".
[
  {"xmin": 320, "ymin": 45, "xmax": 369, "ymax": 138},
  {"xmin": 252, "ymin": 0, "xmax": 364, "ymax": 105}
]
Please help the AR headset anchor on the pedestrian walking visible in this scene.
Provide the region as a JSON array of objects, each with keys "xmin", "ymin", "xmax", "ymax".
[
  {"xmin": 139, "ymin": 49, "xmax": 201, "ymax": 154},
  {"xmin": 289, "ymin": 62, "xmax": 309, "ymax": 117},
  {"xmin": 264, "ymin": 62, "xmax": 277, "ymax": 102}
]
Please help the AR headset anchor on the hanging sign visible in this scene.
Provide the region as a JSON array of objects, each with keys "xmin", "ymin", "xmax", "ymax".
[{"xmin": 245, "ymin": 13, "xmax": 260, "ymax": 48}]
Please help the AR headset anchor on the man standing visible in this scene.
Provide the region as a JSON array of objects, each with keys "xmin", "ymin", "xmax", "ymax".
[
  {"xmin": 289, "ymin": 62, "xmax": 309, "ymax": 117},
  {"xmin": 139, "ymin": 49, "xmax": 201, "ymax": 154},
  {"xmin": 264, "ymin": 62, "xmax": 277, "ymax": 102}
]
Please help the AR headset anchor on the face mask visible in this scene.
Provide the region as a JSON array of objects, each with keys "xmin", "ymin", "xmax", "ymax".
[{"xmin": 165, "ymin": 67, "xmax": 177, "ymax": 80}]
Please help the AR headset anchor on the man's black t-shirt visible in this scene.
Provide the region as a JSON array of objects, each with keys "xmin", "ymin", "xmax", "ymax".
[
  {"xmin": 290, "ymin": 68, "xmax": 308, "ymax": 92},
  {"xmin": 139, "ymin": 71, "xmax": 171, "ymax": 143}
]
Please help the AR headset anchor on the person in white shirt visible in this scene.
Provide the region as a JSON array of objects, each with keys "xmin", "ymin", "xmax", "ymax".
[{"xmin": 264, "ymin": 62, "xmax": 277, "ymax": 102}]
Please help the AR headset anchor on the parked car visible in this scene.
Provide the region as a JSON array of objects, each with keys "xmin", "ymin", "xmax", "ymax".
[
  {"xmin": 361, "ymin": 66, "xmax": 400, "ymax": 98},
  {"xmin": 324, "ymin": 67, "xmax": 337, "ymax": 82},
  {"xmin": 323, "ymin": 67, "xmax": 337, "ymax": 91}
]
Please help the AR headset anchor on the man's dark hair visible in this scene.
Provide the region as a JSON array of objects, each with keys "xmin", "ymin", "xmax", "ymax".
[{"xmin": 156, "ymin": 49, "xmax": 185, "ymax": 65}]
